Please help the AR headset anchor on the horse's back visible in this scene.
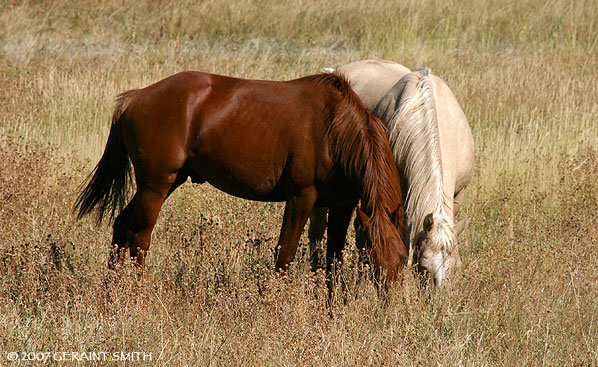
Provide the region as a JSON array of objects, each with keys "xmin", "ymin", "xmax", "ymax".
[
  {"xmin": 122, "ymin": 71, "xmax": 339, "ymax": 202},
  {"xmin": 123, "ymin": 71, "xmax": 327, "ymax": 157},
  {"xmin": 338, "ymin": 59, "xmax": 411, "ymax": 110}
]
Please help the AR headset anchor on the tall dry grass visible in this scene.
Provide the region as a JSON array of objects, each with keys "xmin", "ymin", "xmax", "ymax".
[{"xmin": 1, "ymin": 0, "xmax": 597, "ymax": 365}]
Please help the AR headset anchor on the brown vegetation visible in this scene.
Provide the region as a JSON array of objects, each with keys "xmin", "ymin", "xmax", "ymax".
[{"xmin": 1, "ymin": 0, "xmax": 596, "ymax": 365}]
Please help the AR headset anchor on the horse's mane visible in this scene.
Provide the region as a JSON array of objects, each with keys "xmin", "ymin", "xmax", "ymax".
[
  {"xmin": 316, "ymin": 72, "xmax": 405, "ymax": 264},
  {"xmin": 384, "ymin": 68, "xmax": 454, "ymax": 250}
]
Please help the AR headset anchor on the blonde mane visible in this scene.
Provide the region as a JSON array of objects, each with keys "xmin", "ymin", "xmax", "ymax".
[{"xmin": 385, "ymin": 68, "xmax": 455, "ymax": 252}]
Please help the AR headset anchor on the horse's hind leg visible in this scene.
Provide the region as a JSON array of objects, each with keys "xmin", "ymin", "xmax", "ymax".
[
  {"xmin": 110, "ymin": 169, "xmax": 188, "ymax": 269},
  {"xmin": 126, "ymin": 185, "xmax": 167, "ymax": 268},
  {"xmin": 109, "ymin": 194, "xmax": 137, "ymax": 269},
  {"xmin": 274, "ymin": 188, "xmax": 318, "ymax": 272},
  {"xmin": 128, "ymin": 169, "xmax": 190, "ymax": 268},
  {"xmin": 308, "ymin": 207, "xmax": 327, "ymax": 271}
]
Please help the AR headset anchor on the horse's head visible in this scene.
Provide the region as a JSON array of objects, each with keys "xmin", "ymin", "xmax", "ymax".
[
  {"xmin": 355, "ymin": 207, "xmax": 405, "ymax": 280},
  {"xmin": 414, "ymin": 213, "xmax": 469, "ymax": 288}
]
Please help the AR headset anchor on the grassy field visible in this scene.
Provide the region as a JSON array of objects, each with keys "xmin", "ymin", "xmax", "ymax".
[{"xmin": 1, "ymin": 0, "xmax": 597, "ymax": 365}]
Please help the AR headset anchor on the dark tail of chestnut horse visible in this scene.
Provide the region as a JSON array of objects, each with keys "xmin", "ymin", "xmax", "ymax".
[{"xmin": 74, "ymin": 90, "xmax": 140, "ymax": 224}]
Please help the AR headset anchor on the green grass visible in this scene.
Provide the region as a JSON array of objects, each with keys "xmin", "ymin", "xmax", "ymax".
[{"xmin": 1, "ymin": 0, "xmax": 597, "ymax": 365}]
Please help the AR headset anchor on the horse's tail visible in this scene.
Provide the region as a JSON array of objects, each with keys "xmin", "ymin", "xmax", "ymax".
[{"xmin": 74, "ymin": 89, "xmax": 140, "ymax": 225}]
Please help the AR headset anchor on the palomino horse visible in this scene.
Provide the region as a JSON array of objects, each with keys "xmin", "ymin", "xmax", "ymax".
[
  {"xmin": 75, "ymin": 71, "xmax": 406, "ymax": 282},
  {"xmin": 309, "ymin": 60, "xmax": 474, "ymax": 288}
]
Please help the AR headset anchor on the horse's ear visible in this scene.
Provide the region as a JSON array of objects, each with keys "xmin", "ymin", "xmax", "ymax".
[
  {"xmin": 454, "ymin": 217, "xmax": 471, "ymax": 237},
  {"xmin": 423, "ymin": 213, "xmax": 434, "ymax": 233},
  {"xmin": 356, "ymin": 208, "xmax": 371, "ymax": 228}
]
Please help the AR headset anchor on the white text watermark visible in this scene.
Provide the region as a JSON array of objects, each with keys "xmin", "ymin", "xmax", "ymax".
[{"xmin": 5, "ymin": 351, "xmax": 152, "ymax": 363}]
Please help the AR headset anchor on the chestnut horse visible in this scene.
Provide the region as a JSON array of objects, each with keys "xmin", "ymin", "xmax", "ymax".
[{"xmin": 75, "ymin": 71, "xmax": 406, "ymax": 281}]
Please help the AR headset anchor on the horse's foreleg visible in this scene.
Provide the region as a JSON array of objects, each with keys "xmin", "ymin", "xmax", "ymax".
[
  {"xmin": 325, "ymin": 202, "xmax": 357, "ymax": 298},
  {"xmin": 308, "ymin": 207, "xmax": 328, "ymax": 272},
  {"xmin": 274, "ymin": 188, "xmax": 318, "ymax": 272},
  {"xmin": 352, "ymin": 214, "xmax": 373, "ymax": 267}
]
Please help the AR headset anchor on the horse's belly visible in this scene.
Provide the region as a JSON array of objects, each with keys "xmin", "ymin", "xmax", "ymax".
[
  {"xmin": 188, "ymin": 156, "xmax": 287, "ymax": 202},
  {"xmin": 205, "ymin": 176, "xmax": 287, "ymax": 202}
]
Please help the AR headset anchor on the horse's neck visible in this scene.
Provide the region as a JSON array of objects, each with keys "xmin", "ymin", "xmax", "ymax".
[{"xmin": 383, "ymin": 68, "xmax": 454, "ymax": 240}]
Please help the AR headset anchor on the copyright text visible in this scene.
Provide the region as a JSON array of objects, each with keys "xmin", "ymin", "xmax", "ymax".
[{"xmin": 5, "ymin": 351, "xmax": 152, "ymax": 363}]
